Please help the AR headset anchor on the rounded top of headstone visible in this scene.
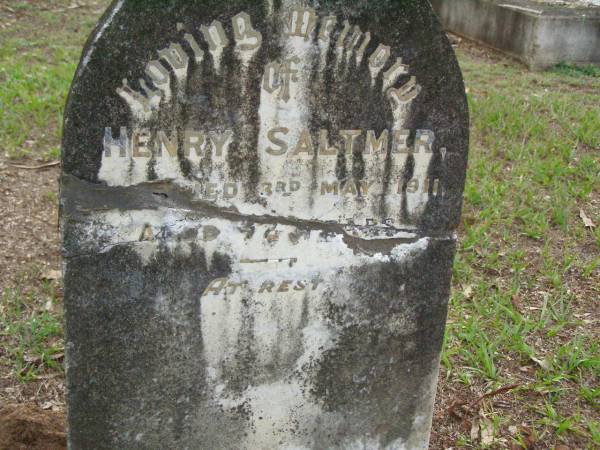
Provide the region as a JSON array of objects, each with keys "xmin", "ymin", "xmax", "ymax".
[{"xmin": 62, "ymin": 0, "xmax": 468, "ymax": 238}]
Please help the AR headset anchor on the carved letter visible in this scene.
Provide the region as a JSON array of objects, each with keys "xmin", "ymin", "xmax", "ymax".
[
  {"xmin": 318, "ymin": 16, "xmax": 337, "ymax": 41},
  {"xmin": 262, "ymin": 58, "xmax": 299, "ymax": 102},
  {"xmin": 157, "ymin": 130, "xmax": 178, "ymax": 157},
  {"xmin": 200, "ymin": 20, "xmax": 229, "ymax": 52},
  {"xmin": 200, "ymin": 20, "xmax": 229, "ymax": 71},
  {"xmin": 266, "ymin": 127, "xmax": 289, "ymax": 155},
  {"xmin": 341, "ymin": 181, "xmax": 358, "ymax": 196},
  {"xmin": 232, "ymin": 12, "xmax": 262, "ymax": 51},
  {"xmin": 318, "ymin": 130, "xmax": 337, "ymax": 156},
  {"xmin": 388, "ymin": 76, "xmax": 421, "ymax": 108},
  {"xmin": 210, "ymin": 130, "xmax": 234, "ymax": 157},
  {"xmin": 368, "ymin": 44, "xmax": 391, "ymax": 82},
  {"xmin": 293, "ymin": 129, "xmax": 314, "ymax": 155},
  {"xmin": 356, "ymin": 32, "xmax": 371, "ymax": 66},
  {"xmin": 383, "ymin": 57, "xmax": 409, "ymax": 92},
  {"xmin": 145, "ymin": 61, "xmax": 171, "ymax": 100},
  {"xmin": 132, "ymin": 129, "xmax": 152, "ymax": 158},
  {"xmin": 388, "ymin": 77, "xmax": 422, "ymax": 128},
  {"xmin": 203, "ymin": 278, "xmax": 228, "ymax": 296},
  {"xmin": 415, "ymin": 130, "xmax": 435, "ymax": 154},
  {"xmin": 158, "ymin": 43, "xmax": 189, "ymax": 72},
  {"xmin": 205, "ymin": 183, "xmax": 218, "ymax": 199},
  {"xmin": 365, "ymin": 130, "xmax": 389, "ymax": 154},
  {"xmin": 406, "ymin": 179, "xmax": 419, "ymax": 193},
  {"xmin": 294, "ymin": 281, "xmax": 306, "ymax": 291},
  {"xmin": 285, "ymin": 6, "xmax": 317, "ymax": 40},
  {"xmin": 259, "ymin": 281, "xmax": 275, "ymax": 293},
  {"xmin": 278, "ymin": 281, "xmax": 292, "ymax": 292},
  {"xmin": 184, "ymin": 130, "xmax": 206, "ymax": 157},
  {"xmin": 223, "ymin": 182, "xmax": 238, "ymax": 199},
  {"xmin": 359, "ymin": 180, "xmax": 374, "ymax": 194},
  {"xmin": 321, "ymin": 181, "xmax": 339, "ymax": 195},
  {"xmin": 340, "ymin": 130, "xmax": 362, "ymax": 154},
  {"xmin": 227, "ymin": 281, "xmax": 245, "ymax": 294},
  {"xmin": 145, "ymin": 61, "xmax": 169, "ymax": 86},
  {"xmin": 183, "ymin": 33, "xmax": 205, "ymax": 63},
  {"xmin": 103, "ymin": 127, "xmax": 129, "ymax": 158},
  {"xmin": 393, "ymin": 130, "xmax": 410, "ymax": 153},
  {"xmin": 117, "ymin": 79, "xmax": 161, "ymax": 123},
  {"xmin": 347, "ymin": 26, "xmax": 363, "ymax": 53},
  {"xmin": 278, "ymin": 57, "xmax": 300, "ymax": 102},
  {"xmin": 336, "ymin": 20, "xmax": 351, "ymax": 51},
  {"xmin": 263, "ymin": 62, "xmax": 280, "ymax": 94}
]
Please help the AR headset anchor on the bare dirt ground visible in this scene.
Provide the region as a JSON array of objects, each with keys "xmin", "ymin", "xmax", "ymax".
[
  {"xmin": 0, "ymin": 403, "xmax": 66, "ymax": 450},
  {"xmin": 0, "ymin": 160, "xmax": 64, "ymax": 448},
  {"xmin": 0, "ymin": 161, "xmax": 61, "ymax": 290}
]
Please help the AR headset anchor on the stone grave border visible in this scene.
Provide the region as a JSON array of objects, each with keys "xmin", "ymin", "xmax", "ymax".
[{"xmin": 431, "ymin": 0, "xmax": 600, "ymax": 69}]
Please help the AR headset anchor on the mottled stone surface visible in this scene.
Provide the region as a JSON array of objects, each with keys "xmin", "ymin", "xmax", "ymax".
[{"xmin": 60, "ymin": 1, "xmax": 468, "ymax": 448}]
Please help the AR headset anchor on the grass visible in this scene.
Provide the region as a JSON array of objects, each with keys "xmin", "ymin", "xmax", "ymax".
[
  {"xmin": 0, "ymin": 267, "xmax": 63, "ymax": 382},
  {"xmin": 0, "ymin": 1, "xmax": 101, "ymax": 160},
  {"xmin": 441, "ymin": 46, "xmax": 600, "ymax": 448},
  {"xmin": 1, "ymin": 1, "xmax": 599, "ymax": 448},
  {"xmin": 552, "ymin": 62, "xmax": 600, "ymax": 79}
]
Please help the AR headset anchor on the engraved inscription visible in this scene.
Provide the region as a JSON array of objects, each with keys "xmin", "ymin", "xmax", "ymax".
[{"xmin": 99, "ymin": 6, "xmax": 446, "ymax": 230}]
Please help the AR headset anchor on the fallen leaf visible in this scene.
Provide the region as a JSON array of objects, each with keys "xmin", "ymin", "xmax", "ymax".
[
  {"xmin": 530, "ymin": 355, "xmax": 550, "ymax": 371},
  {"xmin": 511, "ymin": 294, "xmax": 523, "ymax": 313},
  {"xmin": 463, "ymin": 285, "xmax": 474, "ymax": 299},
  {"xmin": 522, "ymin": 426, "xmax": 536, "ymax": 449},
  {"xmin": 470, "ymin": 418, "xmax": 479, "ymax": 441},
  {"xmin": 480, "ymin": 418, "xmax": 494, "ymax": 445},
  {"xmin": 519, "ymin": 365, "xmax": 534, "ymax": 374},
  {"xmin": 41, "ymin": 269, "xmax": 62, "ymax": 281},
  {"xmin": 8, "ymin": 161, "xmax": 60, "ymax": 170},
  {"xmin": 580, "ymin": 209, "xmax": 596, "ymax": 228},
  {"xmin": 50, "ymin": 352, "xmax": 65, "ymax": 361},
  {"xmin": 24, "ymin": 354, "xmax": 42, "ymax": 364},
  {"xmin": 461, "ymin": 419, "xmax": 471, "ymax": 433},
  {"xmin": 448, "ymin": 399, "xmax": 466, "ymax": 420}
]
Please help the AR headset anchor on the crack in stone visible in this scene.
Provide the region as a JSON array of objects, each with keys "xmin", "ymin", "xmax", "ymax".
[{"xmin": 61, "ymin": 174, "xmax": 455, "ymax": 258}]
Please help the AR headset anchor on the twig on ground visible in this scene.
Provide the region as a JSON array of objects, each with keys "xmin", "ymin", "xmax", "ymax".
[
  {"xmin": 467, "ymin": 383, "xmax": 521, "ymax": 409},
  {"xmin": 0, "ymin": 5, "xmax": 16, "ymax": 14},
  {"xmin": 8, "ymin": 161, "xmax": 60, "ymax": 170},
  {"xmin": 448, "ymin": 383, "xmax": 521, "ymax": 420}
]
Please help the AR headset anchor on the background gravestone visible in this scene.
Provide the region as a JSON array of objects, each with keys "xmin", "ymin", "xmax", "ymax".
[{"xmin": 60, "ymin": 1, "xmax": 468, "ymax": 448}]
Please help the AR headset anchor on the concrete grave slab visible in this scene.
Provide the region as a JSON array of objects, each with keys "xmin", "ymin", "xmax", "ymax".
[
  {"xmin": 60, "ymin": 1, "xmax": 469, "ymax": 448},
  {"xmin": 431, "ymin": 0, "xmax": 600, "ymax": 69}
]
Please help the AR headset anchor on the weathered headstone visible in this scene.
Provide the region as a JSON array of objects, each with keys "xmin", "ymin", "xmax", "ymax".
[{"xmin": 61, "ymin": 1, "xmax": 468, "ymax": 448}]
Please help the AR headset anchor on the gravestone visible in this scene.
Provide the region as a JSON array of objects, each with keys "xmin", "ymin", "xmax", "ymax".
[{"xmin": 60, "ymin": 1, "xmax": 468, "ymax": 448}]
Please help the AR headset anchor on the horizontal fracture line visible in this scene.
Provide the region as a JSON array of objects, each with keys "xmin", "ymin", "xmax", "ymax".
[
  {"xmin": 240, "ymin": 258, "xmax": 299, "ymax": 264},
  {"xmin": 61, "ymin": 175, "xmax": 456, "ymax": 257}
]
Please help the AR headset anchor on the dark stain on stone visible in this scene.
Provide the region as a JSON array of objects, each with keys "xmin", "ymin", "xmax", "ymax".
[
  {"xmin": 310, "ymin": 239, "xmax": 454, "ymax": 445},
  {"xmin": 146, "ymin": 130, "xmax": 158, "ymax": 181},
  {"xmin": 64, "ymin": 242, "xmax": 242, "ymax": 448}
]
